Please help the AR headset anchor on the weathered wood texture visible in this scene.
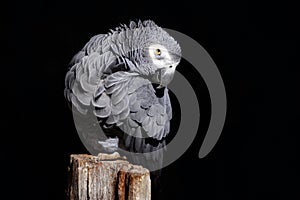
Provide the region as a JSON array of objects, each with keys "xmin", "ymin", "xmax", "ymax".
[{"xmin": 67, "ymin": 153, "xmax": 151, "ymax": 200}]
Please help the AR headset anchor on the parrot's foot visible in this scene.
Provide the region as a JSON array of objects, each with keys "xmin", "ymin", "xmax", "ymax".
[{"xmin": 98, "ymin": 137, "xmax": 119, "ymax": 153}]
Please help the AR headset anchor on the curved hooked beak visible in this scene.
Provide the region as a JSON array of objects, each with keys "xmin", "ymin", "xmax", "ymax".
[{"xmin": 154, "ymin": 64, "xmax": 176, "ymax": 89}]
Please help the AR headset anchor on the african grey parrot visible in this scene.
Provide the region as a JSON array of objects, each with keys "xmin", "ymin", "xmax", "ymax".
[{"xmin": 64, "ymin": 20, "xmax": 181, "ymax": 174}]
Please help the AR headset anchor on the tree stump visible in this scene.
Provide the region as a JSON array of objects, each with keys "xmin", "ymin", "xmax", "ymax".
[{"xmin": 67, "ymin": 153, "xmax": 151, "ymax": 200}]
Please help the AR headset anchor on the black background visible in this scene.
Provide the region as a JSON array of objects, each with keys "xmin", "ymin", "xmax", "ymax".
[{"xmin": 1, "ymin": 0, "xmax": 299, "ymax": 199}]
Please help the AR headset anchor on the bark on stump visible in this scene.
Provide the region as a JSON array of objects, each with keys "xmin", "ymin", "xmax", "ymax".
[{"xmin": 67, "ymin": 153, "xmax": 151, "ymax": 200}]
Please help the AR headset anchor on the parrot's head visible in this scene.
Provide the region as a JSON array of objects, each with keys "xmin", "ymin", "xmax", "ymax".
[
  {"xmin": 147, "ymin": 42, "xmax": 181, "ymax": 88},
  {"xmin": 125, "ymin": 20, "xmax": 181, "ymax": 88}
]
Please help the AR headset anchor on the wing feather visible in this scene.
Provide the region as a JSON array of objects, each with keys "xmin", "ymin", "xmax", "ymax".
[
  {"xmin": 111, "ymin": 97, "xmax": 128, "ymax": 115},
  {"xmin": 111, "ymin": 85, "xmax": 128, "ymax": 105},
  {"xmin": 94, "ymin": 106, "xmax": 111, "ymax": 118},
  {"xmin": 92, "ymin": 92, "xmax": 110, "ymax": 108}
]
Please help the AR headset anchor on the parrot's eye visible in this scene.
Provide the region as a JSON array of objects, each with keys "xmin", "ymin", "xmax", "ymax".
[{"xmin": 155, "ymin": 49, "xmax": 161, "ymax": 56}]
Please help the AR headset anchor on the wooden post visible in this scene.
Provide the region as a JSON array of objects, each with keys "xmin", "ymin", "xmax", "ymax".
[{"xmin": 67, "ymin": 153, "xmax": 151, "ymax": 200}]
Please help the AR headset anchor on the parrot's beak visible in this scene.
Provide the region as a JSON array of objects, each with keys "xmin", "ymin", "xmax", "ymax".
[{"xmin": 156, "ymin": 66, "xmax": 175, "ymax": 89}]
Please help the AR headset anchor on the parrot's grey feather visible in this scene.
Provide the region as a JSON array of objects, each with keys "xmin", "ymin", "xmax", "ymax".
[
  {"xmin": 164, "ymin": 89, "xmax": 173, "ymax": 120},
  {"xmin": 83, "ymin": 34, "xmax": 107, "ymax": 55},
  {"xmin": 80, "ymin": 73, "xmax": 97, "ymax": 93},
  {"xmin": 129, "ymin": 93, "xmax": 137, "ymax": 105},
  {"xmin": 146, "ymin": 120, "xmax": 157, "ymax": 138},
  {"xmin": 65, "ymin": 65, "xmax": 76, "ymax": 88},
  {"xmin": 111, "ymin": 86, "xmax": 128, "ymax": 105},
  {"xmin": 130, "ymin": 21, "xmax": 137, "ymax": 29},
  {"xmin": 157, "ymin": 126, "xmax": 165, "ymax": 140},
  {"xmin": 106, "ymin": 114, "xmax": 119, "ymax": 125},
  {"xmin": 129, "ymin": 102, "xmax": 140, "ymax": 113},
  {"xmin": 164, "ymin": 120, "xmax": 170, "ymax": 136},
  {"xmin": 70, "ymin": 51, "xmax": 86, "ymax": 66},
  {"xmin": 92, "ymin": 92, "xmax": 110, "ymax": 108},
  {"xmin": 142, "ymin": 116, "xmax": 151, "ymax": 127},
  {"xmin": 128, "ymin": 117, "xmax": 139, "ymax": 128},
  {"xmin": 156, "ymin": 114, "xmax": 166, "ymax": 126},
  {"xmin": 110, "ymin": 43, "xmax": 119, "ymax": 54},
  {"xmin": 119, "ymin": 107, "xmax": 130, "ymax": 120},
  {"xmin": 127, "ymin": 77, "xmax": 149, "ymax": 94},
  {"xmin": 105, "ymin": 83, "xmax": 122, "ymax": 94},
  {"xmin": 94, "ymin": 84, "xmax": 105, "ymax": 98},
  {"xmin": 142, "ymin": 117, "xmax": 154, "ymax": 133},
  {"xmin": 104, "ymin": 71, "xmax": 129, "ymax": 88},
  {"xmin": 70, "ymin": 93, "xmax": 88, "ymax": 115},
  {"xmin": 111, "ymin": 97, "xmax": 128, "ymax": 115},
  {"xmin": 71, "ymin": 82, "xmax": 92, "ymax": 106},
  {"xmin": 94, "ymin": 106, "xmax": 111, "ymax": 118},
  {"xmin": 130, "ymin": 109, "xmax": 147, "ymax": 124}
]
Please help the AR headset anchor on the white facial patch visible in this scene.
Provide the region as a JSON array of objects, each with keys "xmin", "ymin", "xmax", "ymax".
[{"xmin": 148, "ymin": 44, "xmax": 173, "ymax": 69}]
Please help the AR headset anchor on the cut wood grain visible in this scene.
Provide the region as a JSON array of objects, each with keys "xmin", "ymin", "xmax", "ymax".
[{"xmin": 67, "ymin": 153, "xmax": 151, "ymax": 200}]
